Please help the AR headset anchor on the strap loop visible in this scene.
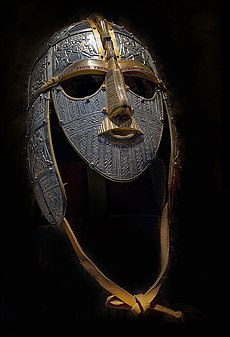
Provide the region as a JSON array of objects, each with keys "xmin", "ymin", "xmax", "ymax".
[
  {"xmin": 61, "ymin": 203, "xmax": 183, "ymax": 319},
  {"xmin": 132, "ymin": 294, "xmax": 150, "ymax": 315}
]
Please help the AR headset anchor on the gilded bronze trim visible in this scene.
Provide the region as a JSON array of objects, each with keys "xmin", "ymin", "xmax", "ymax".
[
  {"xmin": 87, "ymin": 19, "xmax": 106, "ymax": 60},
  {"xmin": 39, "ymin": 58, "xmax": 163, "ymax": 99},
  {"xmin": 106, "ymin": 20, "xmax": 120, "ymax": 60},
  {"xmin": 58, "ymin": 59, "xmax": 107, "ymax": 81},
  {"xmin": 119, "ymin": 60, "xmax": 162, "ymax": 86}
]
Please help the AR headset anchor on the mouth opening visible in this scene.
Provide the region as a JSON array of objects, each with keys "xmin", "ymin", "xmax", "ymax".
[{"xmin": 108, "ymin": 128, "xmax": 137, "ymax": 139}]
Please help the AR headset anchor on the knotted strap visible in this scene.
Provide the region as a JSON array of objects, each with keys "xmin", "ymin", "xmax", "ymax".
[
  {"xmin": 106, "ymin": 295, "xmax": 182, "ymax": 318},
  {"xmin": 106, "ymin": 293, "xmax": 150, "ymax": 315},
  {"xmin": 61, "ymin": 203, "xmax": 183, "ymax": 319}
]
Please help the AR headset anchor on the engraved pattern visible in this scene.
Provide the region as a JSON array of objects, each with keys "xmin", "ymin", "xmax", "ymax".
[
  {"xmin": 45, "ymin": 185, "xmax": 64, "ymax": 223},
  {"xmin": 121, "ymin": 146, "xmax": 133, "ymax": 178},
  {"xmin": 29, "ymin": 55, "xmax": 48, "ymax": 101},
  {"xmin": 27, "ymin": 94, "xmax": 46, "ymax": 134},
  {"xmin": 46, "ymin": 21, "xmax": 90, "ymax": 47},
  {"xmin": 39, "ymin": 170, "xmax": 58, "ymax": 192},
  {"xmin": 52, "ymin": 87, "xmax": 164, "ymax": 181},
  {"xmin": 34, "ymin": 173, "xmax": 64, "ymax": 224},
  {"xmin": 111, "ymin": 23, "xmax": 135, "ymax": 40},
  {"xmin": 115, "ymin": 34, "xmax": 155, "ymax": 72},
  {"xmin": 34, "ymin": 184, "xmax": 56, "ymax": 224},
  {"xmin": 53, "ymin": 32, "xmax": 99, "ymax": 75},
  {"xmin": 40, "ymin": 170, "xmax": 63, "ymax": 219},
  {"xmin": 27, "ymin": 126, "xmax": 52, "ymax": 179},
  {"xmin": 156, "ymin": 93, "xmax": 164, "ymax": 120}
]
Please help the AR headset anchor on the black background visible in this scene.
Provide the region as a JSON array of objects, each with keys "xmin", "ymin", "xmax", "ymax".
[{"xmin": 0, "ymin": 1, "xmax": 226, "ymax": 336}]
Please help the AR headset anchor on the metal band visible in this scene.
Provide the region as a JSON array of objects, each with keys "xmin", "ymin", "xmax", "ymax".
[
  {"xmin": 33, "ymin": 58, "xmax": 163, "ymax": 106},
  {"xmin": 87, "ymin": 19, "xmax": 105, "ymax": 60},
  {"xmin": 106, "ymin": 20, "xmax": 120, "ymax": 60}
]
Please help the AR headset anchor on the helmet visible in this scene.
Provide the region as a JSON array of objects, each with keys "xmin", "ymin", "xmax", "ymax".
[{"xmin": 26, "ymin": 15, "xmax": 182, "ymax": 318}]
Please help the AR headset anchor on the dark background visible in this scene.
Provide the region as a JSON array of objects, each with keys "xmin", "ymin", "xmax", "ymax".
[{"xmin": 0, "ymin": 0, "xmax": 225, "ymax": 336}]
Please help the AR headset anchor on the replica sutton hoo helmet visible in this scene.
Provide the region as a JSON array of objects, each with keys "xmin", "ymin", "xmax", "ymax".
[{"xmin": 26, "ymin": 15, "xmax": 182, "ymax": 318}]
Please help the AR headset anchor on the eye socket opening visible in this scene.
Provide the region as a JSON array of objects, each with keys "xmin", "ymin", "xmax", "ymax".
[
  {"xmin": 124, "ymin": 75, "xmax": 157, "ymax": 99},
  {"xmin": 60, "ymin": 74, "xmax": 105, "ymax": 98}
]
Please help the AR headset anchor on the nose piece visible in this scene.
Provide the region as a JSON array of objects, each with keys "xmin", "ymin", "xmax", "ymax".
[
  {"xmin": 111, "ymin": 105, "xmax": 132, "ymax": 124},
  {"xmin": 102, "ymin": 57, "xmax": 143, "ymax": 141}
]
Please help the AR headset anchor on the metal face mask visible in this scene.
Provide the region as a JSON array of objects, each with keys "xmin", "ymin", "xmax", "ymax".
[{"xmin": 26, "ymin": 16, "xmax": 182, "ymax": 318}]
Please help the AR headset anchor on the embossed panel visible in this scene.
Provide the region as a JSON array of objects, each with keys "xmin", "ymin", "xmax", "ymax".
[
  {"xmin": 53, "ymin": 32, "xmax": 100, "ymax": 75},
  {"xmin": 26, "ymin": 93, "xmax": 46, "ymax": 135},
  {"xmin": 115, "ymin": 33, "xmax": 155, "ymax": 72},
  {"xmin": 27, "ymin": 125, "xmax": 52, "ymax": 179},
  {"xmin": 29, "ymin": 54, "xmax": 48, "ymax": 102}
]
